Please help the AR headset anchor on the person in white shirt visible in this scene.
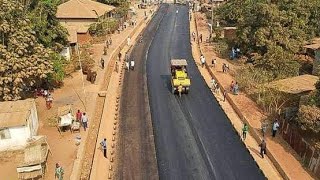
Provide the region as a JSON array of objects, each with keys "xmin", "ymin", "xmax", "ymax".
[
  {"xmin": 81, "ymin": 113, "xmax": 88, "ymax": 131},
  {"xmin": 130, "ymin": 60, "xmax": 135, "ymax": 70},
  {"xmin": 200, "ymin": 55, "xmax": 205, "ymax": 68}
]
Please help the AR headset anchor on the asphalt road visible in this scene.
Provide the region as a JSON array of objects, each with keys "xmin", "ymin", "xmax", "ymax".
[
  {"xmin": 146, "ymin": 4, "xmax": 266, "ymax": 180},
  {"xmin": 115, "ymin": 5, "xmax": 167, "ymax": 180}
]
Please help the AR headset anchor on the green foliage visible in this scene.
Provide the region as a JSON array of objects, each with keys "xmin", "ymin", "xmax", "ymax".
[
  {"xmin": 297, "ymin": 105, "xmax": 320, "ymax": 133},
  {"xmin": 316, "ymin": 75, "xmax": 320, "ymax": 107},
  {"xmin": 217, "ymin": 0, "xmax": 320, "ymax": 79},
  {"xmin": 28, "ymin": 0, "xmax": 68, "ymax": 50},
  {"xmin": 89, "ymin": 18, "xmax": 119, "ymax": 36},
  {"xmin": 98, "ymin": 0, "xmax": 127, "ymax": 7},
  {"xmin": 48, "ymin": 53, "xmax": 67, "ymax": 84},
  {"xmin": 0, "ymin": 0, "xmax": 53, "ymax": 100}
]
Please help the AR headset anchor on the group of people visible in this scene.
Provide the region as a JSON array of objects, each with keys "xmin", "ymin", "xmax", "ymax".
[
  {"xmin": 76, "ymin": 110, "xmax": 89, "ymax": 131},
  {"xmin": 241, "ymin": 118, "xmax": 281, "ymax": 159},
  {"xmin": 230, "ymin": 81, "xmax": 239, "ymax": 95}
]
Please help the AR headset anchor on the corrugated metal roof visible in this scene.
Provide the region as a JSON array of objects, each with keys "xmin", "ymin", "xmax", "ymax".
[
  {"xmin": 267, "ymin": 74, "xmax": 319, "ymax": 94},
  {"xmin": 0, "ymin": 99, "xmax": 35, "ymax": 128},
  {"xmin": 57, "ymin": 0, "xmax": 115, "ymax": 19}
]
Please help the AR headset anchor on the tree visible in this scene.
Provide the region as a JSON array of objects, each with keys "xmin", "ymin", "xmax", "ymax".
[
  {"xmin": 28, "ymin": 0, "xmax": 68, "ymax": 50},
  {"xmin": 216, "ymin": 0, "xmax": 320, "ymax": 79},
  {"xmin": 297, "ymin": 105, "xmax": 320, "ymax": 133},
  {"xmin": 97, "ymin": 0, "xmax": 127, "ymax": 7},
  {"xmin": 0, "ymin": 0, "xmax": 53, "ymax": 100}
]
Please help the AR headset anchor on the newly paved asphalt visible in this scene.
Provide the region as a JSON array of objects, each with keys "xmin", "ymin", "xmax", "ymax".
[{"xmin": 146, "ymin": 4, "xmax": 266, "ymax": 180}]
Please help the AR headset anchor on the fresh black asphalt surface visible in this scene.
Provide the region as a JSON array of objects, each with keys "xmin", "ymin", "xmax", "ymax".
[{"xmin": 146, "ymin": 4, "xmax": 266, "ymax": 180}]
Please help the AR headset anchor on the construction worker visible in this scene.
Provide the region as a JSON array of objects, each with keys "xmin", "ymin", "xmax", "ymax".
[{"xmin": 178, "ymin": 84, "xmax": 183, "ymax": 97}]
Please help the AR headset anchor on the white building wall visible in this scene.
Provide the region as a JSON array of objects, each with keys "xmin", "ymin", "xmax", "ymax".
[{"xmin": 0, "ymin": 126, "xmax": 30, "ymax": 151}]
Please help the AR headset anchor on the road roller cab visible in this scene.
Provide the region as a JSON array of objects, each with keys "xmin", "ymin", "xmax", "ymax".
[{"xmin": 170, "ymin": 59, "xmax": 191, "ymax": 95}]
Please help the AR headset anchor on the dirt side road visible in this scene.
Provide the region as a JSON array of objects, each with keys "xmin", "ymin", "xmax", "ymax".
[{"xmin": 115, "ymin": 5, "xmax": 169, "ymax": 180}]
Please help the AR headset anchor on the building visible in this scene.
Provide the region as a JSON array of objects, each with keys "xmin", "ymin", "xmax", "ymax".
[
  {"xmin": 303, "ymin": 38, "xmax": 320, "ymax": 75},
  {"xmin": 56, "ymin": 0, "xmax": 115, "ymax": 48},
  {"xmin": 0, "ymin": 99, "xmax": 39, "ymax": 151}
]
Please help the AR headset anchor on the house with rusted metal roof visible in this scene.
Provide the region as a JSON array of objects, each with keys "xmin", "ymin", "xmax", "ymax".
[{"xmin": 0, "ymin": 99, "xmax": 39, "ymax": 151}]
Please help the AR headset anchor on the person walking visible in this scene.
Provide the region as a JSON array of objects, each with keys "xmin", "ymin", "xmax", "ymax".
[
  {"xmin": 118, "ymin": 52, "xmax": 122, "ymax": 61},
  {"xmin": 242, "ymin": 123, "xmax": 248, "ymax": 140},
  {"xmin": 115, "ymin": 61, "xmax": 119, "ymax": 73},
  {"xmin": 261, "ymin": 120, "xmax": 268, "ymax": 137},
  {"xmin": 259, "ymin": 139, "xmax": 267, "ymax": 158},
  {"xmin": 46, "ymin": 94, "xmax": 53, "ymax": 109},
  {"xmin": 192, "ymin": 32, "xmax": 196, "ymax": 41},
  {"xmin": 200, "ymin": 54, "xmax": 205, "ymax": 68},
  {"xmin": 100, "ymin": 138, "xmax": 107, "ymax": 158},
  {"xmin": 55, "ymin": 163, "xmax": 64, "ymax": 180},
  {"xmin": 130, "ymin": 59, "xmax": 135, "ymax": 70},
  {"xmin": 272, "ymin": 120, "xmax": 280, "ymax": 137},
  {"xmin": 223, "ymin": 90, "xmax": 227, "ymax": 102},
  {"xmin": 199, "ymin": 34, "xmax": 203, "ymax": 42},
  {"xmin": 101, "ymin": 58, "xmax": 105, "ymax": 69},
  {"xmin": 211, "ymin": 78, "xmax": 216, "ymax": 90},
  {"xmin": 81, "ymin": 113, "xmax": 88, "ymax": 131},
  {"xmin": 76, "ymin": 110, "xmax": 82, "ymax": 123}
]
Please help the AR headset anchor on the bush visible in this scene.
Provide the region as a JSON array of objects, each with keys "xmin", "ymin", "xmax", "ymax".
[
  {"xmin": 47, "ymin": 53, "xmax": 67, "ymax": 87},
  {"xmin": 297, "ymin": 105, "xmax": 320, "ymax": 133},
  {"xmin": 89, "ymin": 18, "xmax": 119, "ymax": 36}
]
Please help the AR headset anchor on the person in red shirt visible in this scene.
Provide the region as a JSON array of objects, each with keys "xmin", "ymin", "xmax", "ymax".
[{"xmin": 76, "ymin": 110, "xmax": 82, "ymax": 123}]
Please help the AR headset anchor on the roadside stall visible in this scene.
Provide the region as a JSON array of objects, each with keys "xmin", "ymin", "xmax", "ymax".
[
  {"xmin": 57, "ymin": 105, "xmax": 80, "ymax": 133},
  {"xmin": 16, "ymin": 136, "xmax": 51, "ymax": 180}
]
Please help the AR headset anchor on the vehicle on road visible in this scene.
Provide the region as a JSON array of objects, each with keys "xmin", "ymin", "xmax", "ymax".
[{"xmin": 170, "ymin": 59, "xmax": 191, "ymax": 97}]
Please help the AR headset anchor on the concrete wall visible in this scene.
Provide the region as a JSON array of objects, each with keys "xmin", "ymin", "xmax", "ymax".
[
  {"xmin": 0, "ymin": 126, "xmax": 30, "ymax": 151},
  {"xmin": 60, "ymin": 47, "xmax": 71, "ymax": 61}
]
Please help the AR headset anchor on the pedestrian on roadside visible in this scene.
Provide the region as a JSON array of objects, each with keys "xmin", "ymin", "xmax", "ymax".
[
  {"xmin": 192, "ymin": 32, "xmax": 196, "ymax": 41},
  {"xmin": 118, "ymin": 52, "xmax": 122, "ymax": 61},
  {"xmin": 259, "ymin": 139, "xmax": 267, "ymax": 158},
  {"xmin": 100, "ymin": 138, "xmax": 107, "ymax": 158},
  {"xmin": 130, "ymin": 59, "xmax": 135, "ymax": 70},
  {"xmin": 210, "ymin": 78, "xmax": 216, "ymax": 90},
  {"xmin": 230, "ymin": 81, "xmax": 235, "ymax": 92},
  {"xmin": 272, "ymin": 119, "xmax": 280, "ymax": 137},
  {"xmin": 76, "ymin": 110, "xmax": 82, "ymax": 123},
  {"xmin": 222, "ymin": 63, "xmax": 226, "ymax": 73},
  {"xmin": 233, "ymin": 82, "xmax": 239, "ymax": 95},
  {"xmin": 200, "ymin": 54, "xmax": 205, "ymax": 68},
  {"xmin": 125, "ymin": 52, "xmax": 129, "ymax": 62},
  {"xmin": 81, "ymin": 113, "xmax": 88, "ymax": 131},
  {"xmin": 199, "ymin": 34, "xmax": 203, "ymax": 42},
  {"xmin": 125, "ymin": 61, "xmax": 129, "ymax": 71},
  {"xmin": 115, "ymin": 61, "xmax": 119, "ymax": 73},
  {"xmin": 261, "ymin": 120, "xmax": 268, "ymax": 137},
  {"xmin": 55, "ymin": 163, "xmax": 64, "ymax": 180},
  {"xmin": 242, "ymin": 123, "xmax": 248, "ymax": 140},
  {"xmin": 127, "ymin": 37, "xmax": 131, "ymax": 46},
  {"xmin": 223, "ymin": 90, "xmax": 227, "ymax": 102},
  {"xmin": 109, "ymin": 37, "xmax": 112, "ymax": 45},
  {"xmin": 215, "ymin": 84, "xmax": 220, "ymax": 95},
  {"xmin": 46, "ymin": 94, "xmax": 53, "ymax": 109},
  {"xmin": 101, "ymin": 58, "xmax": 105, "ymax": 69}
]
